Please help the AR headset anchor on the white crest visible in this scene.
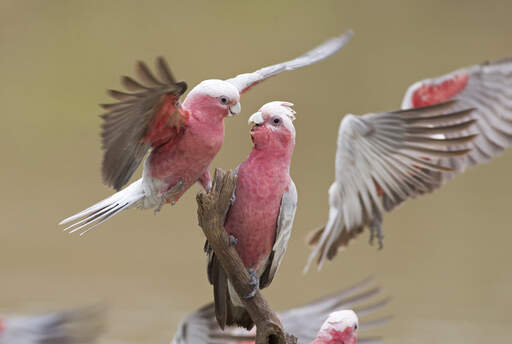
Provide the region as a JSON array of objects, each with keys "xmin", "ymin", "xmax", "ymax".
[{"xmin": 319, "ymin": 310, "xmax": 358, "ymax": 334}]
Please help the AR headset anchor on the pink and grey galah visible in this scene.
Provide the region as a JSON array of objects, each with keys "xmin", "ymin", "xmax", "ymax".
[
  {"xmin": 171, "ymin": 277, "xmax": 389, "ymax": 344},
  {"xmin": 206, "ymin": 101, "xmax": 298, "ymax": 330},
  {"xmin": 59, "ymin": 31, "xmax": 353, "ymax": 235},
  {"xmin": 306, "ymin": 57, "xmax": 512, "ymax": 270},
  {"xmin": 0, "ymin": 306, "xmax": 103, "ymax": 344}
]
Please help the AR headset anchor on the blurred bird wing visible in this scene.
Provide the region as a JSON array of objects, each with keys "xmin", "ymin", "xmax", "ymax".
[
  {"xmin": 279, "ymin": 277, "xmax": 390, "ymax": 343},
  {"xmin": 100, "ymin": 57, "xmax": 188, "ymax": 190},
  {"xmin": 259, "ymin": 179, "xmax": 297, "ymax": 289},
  {"xmin": 226, "ymin": 31, "xmax": 353, "ymax": 94},
  {"xmin": 171, "ymin": 304, "xmax": 213, "ymax": 344},
  {"xmin": 306, "ymin": 101, "xmax": 477, "ymax": 269},
  {"xmin": 1, "ymin": 305, "xmax": 104, "ymax": 344},
  {"xmin": 198, "ymin": 277, "xmax": 390, "ymax": 344},
  {"xmin": 401, "ymin": 57, "xmax": 512, "ymax": 174}
]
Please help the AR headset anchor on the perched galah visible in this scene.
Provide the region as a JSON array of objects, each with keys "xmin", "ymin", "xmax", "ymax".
[
  {"xmin": 206, "ymin": 102, "xmax": 298, "ymax": 330},
  {"xmin": 171, "ymin": 277, "xmax": 390, "ymax": 344},
  {"xmin": 59, "ymin": 31, "xmax": 353, "ymax": 235},
  {"xmin": 0, "ymin": 306, "xmax": 103, "ymax": 344},
  {"xmin": 307, "ymin": 57, "xmax": 512, "ymax": 269}
]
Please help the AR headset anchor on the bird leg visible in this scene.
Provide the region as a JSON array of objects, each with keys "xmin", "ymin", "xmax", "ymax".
[
  {"xmin": 198, "ymin": 170, "xmax": 212, "ymax": 192},
  {"xmin": 243, "ymin": 268, "xmax": 259, "ymax": 300},
  {"xmin": 368, "ymin": 214, "xmax": 384, "ymax": 249},
  {"xmin": 154, "ymin": 178, "xmax": 185, "ymax": 213},
  {"xmin": 228, "ymin": 234, "xmax": 238, "ymax": 246}
]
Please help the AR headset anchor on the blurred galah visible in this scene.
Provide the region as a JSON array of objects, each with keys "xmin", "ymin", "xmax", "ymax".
[
  {"xmin": 206, "ymin": 102, "xmax": 298, "ymax": 330},
  {"xmin": 307, "ymin": 57, "xmax": 512, "ymax": 269},
  {"xmin": 312, "ymin": 310, "xmax": 358, "ymax": 344},
  {"xmin": 59, "ymin": 31, "xmax": 353, "ymax": 235},
  {"xmin": 171, "ymin": 277, "xmax": 390, "ymax": 344},
  {"xmin": 0, "ymin": 306, "xmax": 103, "ymax": 344}
]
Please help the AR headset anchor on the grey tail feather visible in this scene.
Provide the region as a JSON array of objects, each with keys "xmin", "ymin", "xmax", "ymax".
[
  {"xmin": 226, "ymin": 302, "xmax": 254, "ymax": 331},
  {"xmin": 213, "ymin": 260, "xmax": 228, "ymax": 330},
  {"xmin": 211, "ymin": 254, "xmax": 254, "ymax": 330}
]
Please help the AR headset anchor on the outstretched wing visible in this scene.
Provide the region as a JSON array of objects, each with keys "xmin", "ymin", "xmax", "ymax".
[
  {"xmin": 177, "ymin": 277, "xmax": 390, "ymax": 344},
  {"xmin": 226, "ymin": 30, "xmax": 353, "ymax": 94},
  {"xmin": 259, "ymin": 180, "xmax": 297, "ymax": 289},
  {"xmin": 100, "ymin": 57, "xmax": 187, "ymax": 190},
  {"xmin": 306, "ymin": 101, "xmax": 477, "ymax": 269},
  {"xmin": 402, "ymin": 57, "xmax": 512, "ymax": 174}
]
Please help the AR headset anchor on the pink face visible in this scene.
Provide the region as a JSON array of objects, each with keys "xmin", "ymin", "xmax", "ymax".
[{"xmin": 249, "ymin": 111, "xmax": 295, "ymax": 151}]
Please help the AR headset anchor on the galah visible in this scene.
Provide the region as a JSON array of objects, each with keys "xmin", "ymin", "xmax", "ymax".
[
  {"xmin": 59, "ymin": 31, "xmax": 353, "ymax": 235},
  {"xmin": 171, "ymin": 277, "xmax": 390, "ymax": 344},
  {"xmin": 307, "ymin": 57, "xmax": 512, "ymax": 270},
  {"xmin": 312, "ymin": 310, "xmax": 359, "ymax": 344},
  {"xmin": 0, "ymin": 306, "xmax": 103, "ymax": 344},
  {"xmin": 206, "ymin": 101, "xmax": 298, "ymax": 330}
]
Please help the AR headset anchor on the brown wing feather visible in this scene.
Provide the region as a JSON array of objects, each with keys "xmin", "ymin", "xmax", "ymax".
[{"xmin": 100, "ymin": 57, "xmax": 187, "ymax": 190}]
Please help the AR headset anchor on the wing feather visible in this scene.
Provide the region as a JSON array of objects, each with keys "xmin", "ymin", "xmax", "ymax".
[
  {"xmin": 100, "ymin": 57, "xmax": 187, "ymax": 190},
  {"xmin": 402, "ymin": 58, "xmax": 512, "ymax": 174},
  {"xmin": 226, "ymin": 31, "xmax": 353, "ymax": 93},
  {"xmin": 172, "ymin": 278, "xmax": 390, "ymax": 344},
  {"xmin": 306, "ymin": 102, "xmax": 477, "ymax": 269},
  {"xmin": 259, "ymin": 180, "xmax": 297, "ymax": 289}
]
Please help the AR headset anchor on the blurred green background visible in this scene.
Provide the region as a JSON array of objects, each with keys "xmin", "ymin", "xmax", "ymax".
[{"xmin": 1, "ymin": 0, "xmax": 512, "ymax": 343}]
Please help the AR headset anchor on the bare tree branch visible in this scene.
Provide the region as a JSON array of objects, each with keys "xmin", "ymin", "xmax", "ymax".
[{"xmin": 196, "ymin": 168, "xmax": 297, "ymax": 344}]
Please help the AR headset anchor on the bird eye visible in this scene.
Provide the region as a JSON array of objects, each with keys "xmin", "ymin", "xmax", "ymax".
[
  {"xmin": 219, "ymin": 96, "xmax": 229, "ymax": 105},
  {"xmin": 272, "ymin": 117, "xmax": 281, "ymax": 125},
  {"xmin": 354, "ymin": 324, "xmax": 358, "ymax": 330}
]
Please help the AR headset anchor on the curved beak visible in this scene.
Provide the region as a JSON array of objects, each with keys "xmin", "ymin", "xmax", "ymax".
[
  {"xmin": 229, "ymin": 102, "xmax": 241, "ymax": 116},
  {"xmin": 248, "ymin": 111, "xmax": 264, "ymax": 125}
]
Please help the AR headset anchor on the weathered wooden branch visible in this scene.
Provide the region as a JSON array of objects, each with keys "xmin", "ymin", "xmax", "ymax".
[{"xmin": 196, "ymin": 168, "xmax": 297, "ymax": 344}]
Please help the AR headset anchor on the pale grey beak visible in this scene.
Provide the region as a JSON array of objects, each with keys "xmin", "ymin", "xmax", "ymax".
[
  {"xmin": 229, "ymin": 102, "xmax": 241, "ymax": 116},
  {"xmin": 248, "ymin": 111, "xmax": 264, "ymax": 125}
]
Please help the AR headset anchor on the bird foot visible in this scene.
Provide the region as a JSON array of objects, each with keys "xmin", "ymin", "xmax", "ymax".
[
  {"xmin": 243, "ymin": 269, "xmax": 259, "ymax": 299},
  {"xmin": 228, "ymin": 234, "xmax": 238, "ymax": 246},
  {"xmin": 369, "ymin": 219, "xmax": 384, "ymax": 249},
  {"xmin": 154, "ymin": 178, "xmax": 185, "ymax": 214}
]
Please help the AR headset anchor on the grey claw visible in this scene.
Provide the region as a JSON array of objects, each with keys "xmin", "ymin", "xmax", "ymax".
[
  {"xmin": 243, "ymin": 269, "xmax": 259, "ymax": 299},
  {"xmin": 228, "ymin": 234, "xmax": 238, "ymax": 246}
]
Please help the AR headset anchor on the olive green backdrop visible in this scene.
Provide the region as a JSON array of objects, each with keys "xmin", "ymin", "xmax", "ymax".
[{"xmin": 1, "ymin": 1, "xmax": 511, "ymax": 343}]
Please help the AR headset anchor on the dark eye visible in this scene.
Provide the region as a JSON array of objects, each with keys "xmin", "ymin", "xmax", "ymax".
[
  {"xmin": 354, "ymin": 324, "xmax": 358, "ymax": 330},
  {"xmin": 273, "ymin": 117, "xmax": 281, "ymax": 124},
  {"xmin": 219, "ymin": 96, "xmax": 229, "ymax": 105}
]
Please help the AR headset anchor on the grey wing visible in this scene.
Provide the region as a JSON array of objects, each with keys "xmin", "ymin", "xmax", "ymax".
[
  {"xmin": 170, "ymin": 304, "xmax": 213, "ymax": 344},
  {"xmin": 259, "ymin": 179, "xmax": 297, "ymax": 289},
  {"xmin": 0, "ymin": 306, "xmax": 104, "ymax": 344},
  {"xmin": 226, "ymin": 31, "xmax": 353, "ymax": 94},
  {"xmin": 401, "ymin": 57, "xmax": 512, "ymax": 175},
  {"xmin": 101, "ymin": 57, "xmax": 187, "ymax": 190},
  {"xmin": 280, "ymin": 277, "xmax": 391, "ymax": 344},
  {"xmin": 306, "ymin": 101, "xmax": 477, "ymax": 269}
]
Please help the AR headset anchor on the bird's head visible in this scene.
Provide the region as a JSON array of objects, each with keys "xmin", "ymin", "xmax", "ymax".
[
  {"xmin": 248, "ymin": 101, "xmax": 296, "ymax": 152},
  {"xmin": 183, "ymin": 79, "xmax": 241, "ymax": 120},
  {"xmin": 313, "ymin": 310, "xmax": 359, "ymax": 344}
]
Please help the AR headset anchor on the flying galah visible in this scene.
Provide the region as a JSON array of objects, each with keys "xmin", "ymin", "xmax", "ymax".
[
  {"xmin": 307, "ymin": 57, "xmax": 512, "ymax": 269},
  {"xmin": 171, "ymin": 277, "xmax": 390, "ymax": 344},
  {"xmin": 206, "ymin": 101, "xmax": 298, "ymax": 330},
  {"xmin": 59, "ymin": 31, "xmax": 353, "ymax": 235},
  {"xmin": 0, "ymin": 306, "xmax": 103, "ymax": 344}
]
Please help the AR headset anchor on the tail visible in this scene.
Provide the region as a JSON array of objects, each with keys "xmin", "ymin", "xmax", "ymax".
[
  {"xmin": 59, "ymin": 179, "xmax": 145, "ymax": 236},
  {"xmin": 208, "ymin": 253, "xmax": 254, "ymax": 330}
]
